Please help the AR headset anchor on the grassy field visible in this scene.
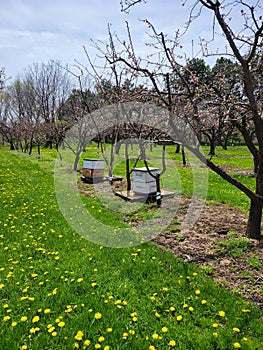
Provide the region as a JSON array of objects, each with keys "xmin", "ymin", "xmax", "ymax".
[{"xmin": 0, "ymin": 145, "xmax": 262, "ymax": 350}]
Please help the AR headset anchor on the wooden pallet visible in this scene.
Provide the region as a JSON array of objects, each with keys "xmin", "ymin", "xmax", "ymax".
[{"xmin": 114, "ymin": 189, "xmax": 174, "ymax": 202}]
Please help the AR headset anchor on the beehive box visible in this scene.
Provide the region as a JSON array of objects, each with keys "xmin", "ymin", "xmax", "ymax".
[
  {"xmin": 82, "ymin": 159, "xmax": 104, "ymax": 178},
  {"xmin": 132, "ymin": 167, "xmax": 159, "ymax": 194}
]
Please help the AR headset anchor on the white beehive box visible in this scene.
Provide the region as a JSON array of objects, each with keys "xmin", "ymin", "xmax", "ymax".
[
  {"xmin": 83, "ymin": 159, "xmax": 104, "ymax": 169},
  {"xmin": 132, "ymin": 167, "xmax": 159, "ymax": 194}
]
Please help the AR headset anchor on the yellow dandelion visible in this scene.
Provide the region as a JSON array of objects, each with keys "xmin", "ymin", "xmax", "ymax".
[
  {"xmin": 106, "ymin": 328, "xmax": 113, "ymax": 332},
  {"xmin": 162, "ymin": 327, "xmax": 168, "ymax": 333},
  {"xmin": 94, "ymin": 312, "xmax": 102, "ymax": 319},
  {"xmin": 75, "ymin": 331, "xmax": 84, "ymax": 341},
  {"xmin": 218, "ymin": 311, "xmax": 225, "ymax": 317},
  {"xmin": 168, "ymin": 340, "xmax": 176, "ymax": 347},
  {"xmin": 48, "ymin": 326, "xmax": 55, "ymax": 333},
  {"xmin": 95, "ymin": 344, "xmax": 101, "ymax": 349},
  {"xmin": 152, "ymin": 333, "xmax": 160, "ymax": 339},
  {"xmin": 176, "ymin": 315, "xmax": 183, "ymax": 321},
  {"xmin": 58, "ymin": 321, "xmax": 65, "ymax": 327},
  {"xmin": 21, "ymin": 316, "xmax": 27, "ymax": 322},
  {"xmin": 84, "ymin": 339, "xmax": 91, "ymax": 346},
  {"xmin": 233, "ymin": 342, "xmax": 241, "ymax": 349},
  {"xmin": 98, "ymin": 336, "xmax": 105, "ymax": 342},
  {"xmin": 32, "ymin": 316, "xmax": 40, "ymax": 323}
]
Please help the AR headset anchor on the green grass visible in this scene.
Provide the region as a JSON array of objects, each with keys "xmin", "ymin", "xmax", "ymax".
[
  {"xmin": 216, "ymin": 232, "xmax": 251, "ymax": 258},
  {"xmin": 0, "ymin": 147, "xmax": 262, "ymax": 349}
]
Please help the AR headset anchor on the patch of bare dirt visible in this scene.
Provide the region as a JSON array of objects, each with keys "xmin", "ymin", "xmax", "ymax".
[{"xmin": 153, "ymin": 198, "xmax": 263, "ymax": 309}]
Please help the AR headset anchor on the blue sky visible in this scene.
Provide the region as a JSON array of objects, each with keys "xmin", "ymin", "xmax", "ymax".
[{"xmin": 0, "ymin": 0, "xmax": 255, "ymax": 81}]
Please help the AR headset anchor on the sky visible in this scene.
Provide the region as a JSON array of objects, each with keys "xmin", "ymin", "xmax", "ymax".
[{"xmin": 0, "ymin": 0, "xmax": 255, "ymax": 82}]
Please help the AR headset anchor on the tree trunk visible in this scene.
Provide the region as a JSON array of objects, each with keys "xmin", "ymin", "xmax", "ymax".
[
  {"xmin": 208, "ymin": 141, "xmax": 216, "ymax": 156},
  {"xmin": 246, "ymin": 152, "xmax": 263, "ymax": 239},
  {"xmin": 10, "ymin": 141, "xmax": 15, "ymax": 151},
  {"xmin": 73, "ymin": 153, "xmax": 80, "ymax": 171},
  {"xmin": 246, "ymin": 199, "xmax": 262, "ymax": 239}
]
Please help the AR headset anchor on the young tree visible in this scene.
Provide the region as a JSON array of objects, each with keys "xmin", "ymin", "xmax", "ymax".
[{"xmin": 110, "ymin": 0, "xmax": 263, "ymax": 239}]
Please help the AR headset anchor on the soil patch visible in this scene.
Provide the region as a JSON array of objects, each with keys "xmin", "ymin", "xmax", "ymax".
[{"xmin": 153, "ymin": 198, "xmax": 263, "ymax": 309}]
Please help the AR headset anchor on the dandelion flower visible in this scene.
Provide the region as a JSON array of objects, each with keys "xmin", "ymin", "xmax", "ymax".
[
  {"xmin": 75, "ymin": 331, "xmax": 84, "ymax": 341},
  {"xmin": 213, "ymin": 332, "xmax": 218, "ymax": 337},
  {"xmin": 95, "ymin": 344, "xmax": 101, "ymax": 349},
  {"xmin": 162, "ymin": 327, "xmax": 168, "ymax": 333},
  {"xmin": 176, "ymin": 315, "xmax": 183, "ymax": 321},
  {"xmin": 84, "ymin": 339, "xmax": 91, "ymax": 346},
  {"xmin": 21, "ymin": 316, "xmax": 27, "ymax": 322},
  {"xmin": 233, "ymin": 342, "xmax": 241, "ymax": 348},
  {"xmin": 58, "ymin": 321, "xmax": 65, "ymax": 327},
  {"xmin": 152, "ymin": 333, "xmax": 160, "ymax": 339},
  {"xmin": 106, "ymin": 328, "xmax": 112, "ymax": 333},
  {"xmin": 48, "ymin": 326, "xmax": 55, "ymax": 333},
  {"xmin": 94, "ymin": 312, "xmax": 102, "ymax": 319},
  {"xmin": 3, "ymin": 315, "xmax": 10, "ymax": 322},
  {"xmin": 201, "ymin": 300, "xmax": 207, "ymax": 305},
  {"xmin": 213, "ymin": 323, "xmax": 219, "ymax": 328},
  {"xmin": 32, "ymin": 316, "xmax": 40, "ymax": 323},
  {"xmin": 168, "ymin": 340, "xmax": 176, "ymax": 347},
  {"xmin": 98, "ymin": 336, "xmax": 105, "ymax": 342},
  {"xmin": 104, "ymin": 346, "xmax": 110, "ymax": 350},
  {"xmin": 233, "ymin": 327, "xmax": 240, "ymax": 333},
  {"xmin": 149, "ymin": 346, "xmax": 156, "ymax": 350},
  {"xmin": 21, "ymin": 345, "xmax": 28, "ymax": 350},
  {"xmin": 218, "ymin": 311, "xmax": 225, "ymax": 317}
]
